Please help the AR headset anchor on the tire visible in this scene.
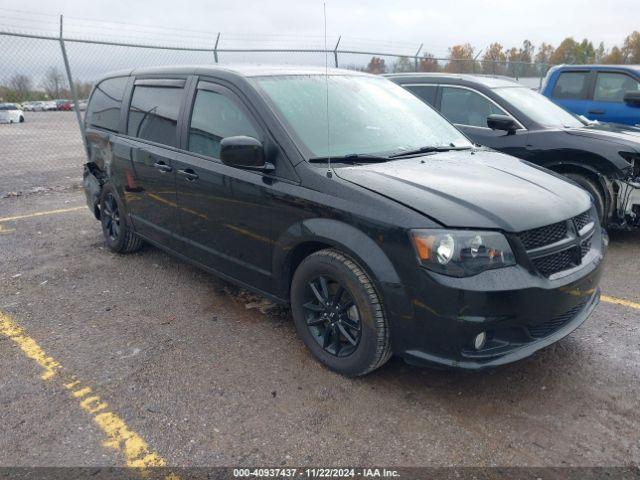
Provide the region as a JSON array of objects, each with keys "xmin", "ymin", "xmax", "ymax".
[
  {"xmin": 19, "ymin": 116, "xmax": 24, "ymax": 123},
  {"xmin": 563, "ymin": 173, "xmax": 606, "ymax": 224},
  {"xmin": 99, "ymin": 183, "xmax": 143, "ymax": 254},
  {"xmin": 291, "ymin": 249, "xmax": 392, "ymax": 376}
]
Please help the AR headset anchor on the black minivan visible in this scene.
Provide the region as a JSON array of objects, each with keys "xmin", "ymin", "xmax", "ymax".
[{"xmin": 83, "ymin": 66, "xmax": 606, "ymax": 375}]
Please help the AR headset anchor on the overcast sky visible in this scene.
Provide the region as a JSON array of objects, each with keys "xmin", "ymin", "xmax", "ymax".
[{"xmin": 2, "ymin": 0, "xmax": 639, "ymax": 56}]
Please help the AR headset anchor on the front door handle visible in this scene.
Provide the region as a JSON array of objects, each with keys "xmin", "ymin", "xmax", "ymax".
[
  {"xmin": 153, "ymin": 161, "xmax": 173, "ymax": 173},
  {"xmin": 588, "ymin": 109, "xmax": 605, "ymax": 115},
  {"xmin": 177, "ymin": 168, "xmax": 199, "ymax": 182}
]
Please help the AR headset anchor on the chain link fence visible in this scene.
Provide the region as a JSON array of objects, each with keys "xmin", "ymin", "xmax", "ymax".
[{"xmin": 0, "ymin": 17, "xmax": 552, "ymax": 197}]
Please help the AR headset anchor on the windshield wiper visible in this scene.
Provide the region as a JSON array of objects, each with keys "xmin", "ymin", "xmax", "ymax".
[
  {"xmin": 388, "ymin": 144, "xmax": 472, "ymax": 158},
  {"xmin": 308, "ymin": 153, "xmax": 390, "ymax": 164}
]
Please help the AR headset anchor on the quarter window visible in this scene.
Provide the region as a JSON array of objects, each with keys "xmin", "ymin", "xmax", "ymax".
[
  {"xmin": 552, "ymin": 71, "xmax": 589, "ymax": 100},
  {"xmin": 188, "ymin": 89, "xmax": 259, "ymax": 158},
  {"xmin": 593, "ymin": 72, "xmax": 640, "ymax": 103},
  {"xmin": 127, "ymin": 86, "xmax": 183, "ymax": 147},
  {"xmin": 86, "ymin": 77, "xmax": 128, "ymax": 132},
  {"xmin": 406, "ymin": 85, "xmax": 437, "ymax": 107},
  {"xmin": 440, "ymin": 87, "xmax": 507, "ymax": 127}
]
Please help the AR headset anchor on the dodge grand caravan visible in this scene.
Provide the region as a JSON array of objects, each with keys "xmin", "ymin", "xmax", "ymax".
[{"xmin": 82, "ymin": 66, "xmax": 606, "ymax": 375}]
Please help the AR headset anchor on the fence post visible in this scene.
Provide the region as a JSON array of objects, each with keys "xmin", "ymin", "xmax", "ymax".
[
  {"xmin": 414, "ymin": 43, "xmax": 423, "ymax": 72},
  {"xmin": 333, "ymin": 35, "xmax": 341, "ymax": 68},
  {"xmin": 472, "ymin": 49, "xmax": 483, "ymax": 74},
  {"xmin": 59, "ymin": 15, "xmax": 87, "ymax": 152},
  {"xmin": 214, "ymin": 32, "xmax": 220, "ymax": 63}
]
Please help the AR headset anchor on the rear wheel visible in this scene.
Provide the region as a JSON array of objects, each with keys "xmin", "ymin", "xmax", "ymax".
[
  {"xmin": 99, "ymin": 183, "xmax": 143, "ymax": 254},
  {"xmin": 19, "ymin": 116, "xmax": 24, "ymax": 123},
  {"xmin": 291, "ymin": 249, "xmax": 392, "ymax": 376},
  {"xmin": 564, "ymin": 173, "xmax": 606, "ymax": 224}
]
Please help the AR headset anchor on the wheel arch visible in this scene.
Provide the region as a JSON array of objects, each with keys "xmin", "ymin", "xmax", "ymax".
[
  {"xmin": 544, "ymin": 161, "xmax": 613, "ymax": 219},
  {"xmin": 273, "ymin": 218, "xmax": 411, "ymax": 319}
]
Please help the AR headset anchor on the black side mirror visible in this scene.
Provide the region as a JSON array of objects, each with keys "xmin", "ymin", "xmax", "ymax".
[
  {"xmin": 487, "ymin": 114, "xmax": 518, "ymax": 134},
  {"xmin": 623, "ymin": 91, "xmax": 640, "ymax": 107},
  {"xmin": 220, "ymin": 136, "xmax": 274, "ymax": 172}
]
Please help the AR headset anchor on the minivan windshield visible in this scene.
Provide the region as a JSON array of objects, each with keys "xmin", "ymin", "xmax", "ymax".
[
  {"xmin": 253, "ymin": 75, "xmax": 472, "ymax": 159},
  {"xmin": 493, "ymin": 86, "xmax": 583, "ymax": 129}
]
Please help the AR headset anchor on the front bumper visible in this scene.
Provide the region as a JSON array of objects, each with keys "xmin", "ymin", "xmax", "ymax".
[{"xmin": 393, "ymin": 229, "xmax": 607, "ymax": 370}]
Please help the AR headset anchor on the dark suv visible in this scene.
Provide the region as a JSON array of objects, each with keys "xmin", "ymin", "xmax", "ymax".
[{"xmin": 83, "ymin": 66, "xmax": 606, "ymax": 375}]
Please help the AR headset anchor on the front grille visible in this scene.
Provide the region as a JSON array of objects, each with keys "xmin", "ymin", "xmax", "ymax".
[
  {"xmin": 532, "ymin": 249, "xmax": 576, "ymax": 276},
  {"xmin": 580, "ymin": 237, "xmax": 592, "ymax": 258},
  {"xmin": 518, "ymin": 221, "xmax": 567, "ymax": 250},
  {"xmin": 517, "ymin": 210, "xmax": 595, "ymax": 277},
  {"xmin": 574, "ymin": 210, "xmax": 592, "ymax": 232},
  {"xmin": 527, "ymin": 301, "xmax": 586, "ymax": 338}
]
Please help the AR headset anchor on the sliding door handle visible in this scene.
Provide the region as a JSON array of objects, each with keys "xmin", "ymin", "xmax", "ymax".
[{"xmin": 177, "ymin": 169, "xmax": 199, "ymax": 181}]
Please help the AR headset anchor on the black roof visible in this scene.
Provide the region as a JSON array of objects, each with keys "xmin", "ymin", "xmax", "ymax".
[{"xmin": 104, "ymin": 64, "xmax": 371, "ymax": 79}]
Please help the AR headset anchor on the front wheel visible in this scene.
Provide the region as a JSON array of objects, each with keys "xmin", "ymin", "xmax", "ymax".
[
  {"xmin": 291, "ymin": 249, "xmax": 392, "ymax": 376},
  {"xmin": 99, "ymin": 183, "xmax": 143, "ymax": 254}
]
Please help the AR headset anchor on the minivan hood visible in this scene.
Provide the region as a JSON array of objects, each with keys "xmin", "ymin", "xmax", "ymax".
[{"xmin": 335, "ymin": 150, "xmax": 591, "ymax": 232}]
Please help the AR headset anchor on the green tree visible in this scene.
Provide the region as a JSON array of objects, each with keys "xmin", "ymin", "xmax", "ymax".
[
  {"xmin": 574, "ymin": 39, "xmax": 596, "ymax": 63},
  {"xmin": 595, "ymin": 42, "xmax": 606, "ymax": 63},
  {"xmin": 622, "ymin": 31, "xmax": 640, "ymax": 63}
]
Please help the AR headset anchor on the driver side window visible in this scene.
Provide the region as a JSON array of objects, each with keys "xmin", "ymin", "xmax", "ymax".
[
  {"xmin": 188, "ymin": 88, "xmax": 260, "ymax": 159},
  {"xmin": 440, "ymin": 86, "xmax": 507, "ymax": 128}
]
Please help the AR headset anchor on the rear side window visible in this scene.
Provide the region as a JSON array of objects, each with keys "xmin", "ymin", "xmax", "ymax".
[
  {"xmin": 127, "ymin": 86, "xmax": 183, "ymax": 147},
  {"xmin": 406, "ymin": 85, "xmax": 437, "ymax": 107},
  {"xmin": 440, "ymin": 87, "xmax": 506, "ymax": 127},
  {"xmin": 552, "ymin": 71, "xmax": 589, "ymax": 100},
  {"xmin": 188, "ymin": 89, "xmax": 259, "ymax": 158},
  {"xmin": 86, "ymin": 77, "xmax": 128, "ymax": 132},
  {"xmin": 594, "ymin": 72, "xmax": 640, "ymax": 103}
]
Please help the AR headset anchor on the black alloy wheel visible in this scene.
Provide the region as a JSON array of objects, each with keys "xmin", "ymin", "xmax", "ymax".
[
  {"xmin": 99, "ymin": 182, "xmax": 143, "ymax": 253},
  {"xmin": 291, "ymin": 249, "xmax": 392, "ymax": 376},
  {"xmin": 102, "ymin": 192, "xmax": 121, "ymax": 242},
  {"xmin": 302, "ymin": 275, "xmax": 362, "ymax": 357}
]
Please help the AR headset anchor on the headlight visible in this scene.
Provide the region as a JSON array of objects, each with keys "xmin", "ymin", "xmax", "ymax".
[{"xmin": 410, "ymin": 229, "xmax": 516, "ymax": 277}]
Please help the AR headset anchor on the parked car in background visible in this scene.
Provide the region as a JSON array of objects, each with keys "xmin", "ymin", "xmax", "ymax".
[
  {"xmin": 57, "ymin": 101, "xmax": 73, "ymax": 111},
  {"xmin": 541, "ymin": 65, "xmax": 640, "ymax": 126},
  {"xmin": 55, "ymin": 99, "xmax": 71, "ymax": 110},
  {"xmin": 82, "ymin": 66, "xmax": 605, "ymax": 375},
  {"xmin": 0, "ymin": 103, "xmax": 25, "ymax": 123},
  {"xmin": 78, "ymin": 99, "xmax": 88, "ymax": 111},
  {"xmin": 388, "ymin": 73, "xmax": 640, "ymax": 229},
  {"xmin": 43, "ymin": 101, "xmax": 57, "ymax": 111},
  {"xmin": 23, "ymin": 101, "xmax": 44, "ymax": 111}
]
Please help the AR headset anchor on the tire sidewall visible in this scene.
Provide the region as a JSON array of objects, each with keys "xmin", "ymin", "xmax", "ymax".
[
  {"xmin": 291, "ymin": 251, "xmax": 384, "ymax": 376},
  {"xmin": 99, "ymin": 183, "xmax": 128, "ymax": 252}
]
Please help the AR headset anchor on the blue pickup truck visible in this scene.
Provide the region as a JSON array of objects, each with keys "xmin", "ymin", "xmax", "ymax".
[{"xmin": 541, "ymin": 65, "xmax": 640, "ymax": 126}]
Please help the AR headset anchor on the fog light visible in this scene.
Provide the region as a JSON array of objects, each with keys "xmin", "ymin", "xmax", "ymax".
[{"xmin": 474, "ymin": 332, "xmax": 486, "ymax": 350}]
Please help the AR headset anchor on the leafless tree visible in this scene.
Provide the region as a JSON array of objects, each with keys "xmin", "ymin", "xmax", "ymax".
[
  {"xmin": 41, "ymin": 67, "xmax": 67, "ymax": 99},
  {"xmin": 9, "ymin": 74, "xmax": 32, "ymax": 102}
]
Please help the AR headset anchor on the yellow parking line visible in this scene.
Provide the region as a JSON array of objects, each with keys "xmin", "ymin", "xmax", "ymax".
[
  {"xmin": 0, "ymin": 311, "xmax": 171, "ymax": 471},
  {"xmin": 601, "ymin": 295, "xmax": 640, "ymax": 310},
  {"xmin": 0, "ymin": 206, "xmax": 85, "ymax": 223}
]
